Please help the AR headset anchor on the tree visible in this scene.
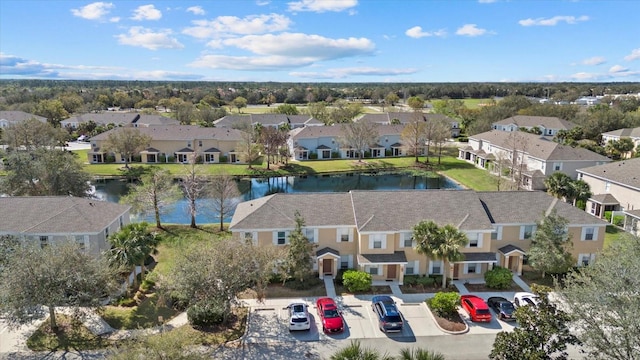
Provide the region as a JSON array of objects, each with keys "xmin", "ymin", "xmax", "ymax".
[
  {"xmin": 1, "ymin": 118, "xmax": 66, "ymax": 150},
  {"xmin": 339, "ymin": 121, "xmax": 379, "ymax": 161},
  {"xmin": 284, "ymin": 211, "xmax": 316, "ymax": 283},
  {"xmin": 561, "ymin": 234, "xmax": 640, "ymax": 360},
  {"xmin": 0, "ymin": 235, "xmax": 19, "ymax": 274},
  {"xmin": 0, "ymin": 148, "xmax": 92, "ymax": 197},
  {"xmin": 120, "ymin": 167, "xmax": 181, "ymax": 229},
  {"xmin": 209, "ymin": 171, "xmax": 240, "ymax": 232},
  {"xmin": 385, "ymin": 92, "xmax": 400, "ymax": 107},
  {"xmin": 36, "ymin": 99, "xmax": 69, "ymax": 127},
  {"xmin": 235, "ymin": 122, "xmax": 261, "ymax": 169},
  {"xmin": 490, "ymin": 285, "xmax": 579, "ymax": 360},
  {"xmin": 107, "ymin": 222, "xmax": 159, "ymax": 290},
  {"xmin": 175, "ymin": 102, "xmax": 195, "ymax": 125},
  {"xmin": 566, "ymin": 179, "xmax": 591, "ymax": 207},
  {"xmin": 107, "ymin": 329, "xmax": 208, "ymax": 360},
  {"xmin": 544, "ymin": 172, "xmax": 573, "ymax": 200},
  {"xmin": 398, "ymin": 348, "xmax": 445, "ymax": 360},
  {"xmin": 306, "ymin": 101, "xmax": 330, "ymax": 124},
  {"xmin": 527, "ymin": 210, "xmax": 574, "ymax": 278},
  {"xmin": 0, "ymin": 241, "xmax": 118, "ymax": 331},
  {"xmin": 407, "ymin": 96, "xmax": 425, "ymax": 111},
  {"xmin": 181, "ymin": 155, "xmax": 208, "ymax": 228},
  {"xmin": 102, "ymin": 127, "xmax": 152, "ymax": 169},
  {"xmin": 413, "ymin": 221, "xmax": 468, "ymax": 288},
  {"xmin": 259, "ymin": 126, "xmax": 287, "ymax": 170},
  {"xmin": 232, "ymin": 96, "xmax": 247, "ymax": 113},
  {"xmin": 401, "ymin": 113, "xmax": 427, "ymax": 162},
  {"xmin": 432, "ymin": 117, "xmax": 451, "ymax": 164},
  {"xmin": 331, "ymin": 340, "xmax": 393, "ymax": 360},
  {"xmin": 166, "ymin": 238, "xmax": 282, "ymax": 322},
  {"xmin": 605, "ymin": 137, "xmax": 635, "ymax": 159},
  {"xmin": 273, "ymin": 104, "xmax": 299, "ymax": 115}
]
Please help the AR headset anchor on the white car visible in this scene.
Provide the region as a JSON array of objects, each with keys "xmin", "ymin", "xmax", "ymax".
[
  {"xmin": 287, "ymin": 302, "xmax": 310, "ymax": 331},
  {"xmin": 513, "ymin": 292, "xmax": 540, "ymax": 308}
]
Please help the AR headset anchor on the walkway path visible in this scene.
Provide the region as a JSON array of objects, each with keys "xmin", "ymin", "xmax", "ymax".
[{"xmin": 323, "ymin": 276, "xmax": 337, "ymax": 298}]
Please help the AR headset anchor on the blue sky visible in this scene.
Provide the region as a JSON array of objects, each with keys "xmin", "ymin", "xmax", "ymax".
[{"xmin": 1, "ymin": 0, "xmax": 639, "ymax": 82}]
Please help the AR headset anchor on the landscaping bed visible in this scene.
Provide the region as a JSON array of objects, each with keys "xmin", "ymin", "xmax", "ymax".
[
  {"xmin": 161, "ymin": 307, "xmax": 248, "ymax": 347},
  {"xmin": 432, "ymin": 313, "xmax": 467, "ymax": 332},
  {"xmin": 27, "ymin": 314, "xmax": 113, "ymax": 351},
  {"xmin": 101, "ymin": 293, "xmax": 179, "ymax": 330},
  {"xmin": 336, "ymin": 285, "xmax": 392, "ymax": 296},
  {"xmin": 463, "ymin": 281, "xmax": 524, "ymax": 293}
]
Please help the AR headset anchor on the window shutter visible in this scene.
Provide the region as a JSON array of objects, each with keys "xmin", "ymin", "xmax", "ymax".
[
  {"xmin": 519, "ymin": 226, "xmax": 525, "ymax": 240},
  {"xmin": 314, "ymin": 229, "xmax": 319, "ymax": 243},
  {"xmin": 592, "ymin": 227, "xmax": 599, "ymax": 241},
  {"xmin": 349, "ymin": 228, "xmax": 354, "ymax": 242},
  {"xmin": 580, "ymin": 227, "xmax": 586, "ymax": 241},
  {"xmin": 348, "ymin": 255, "xmax": 353, "ymax": 268},
  {"xmin": 84, "ymin": 235, "xmax": 90, "ymax": 251},
  {"xmin": 497, "ymin": 226, "xmax": 503, "ymax": 240},
  {"xmin": 272, "ymin": 231, "xmax": 277, "ymax": 245},
  {"xmin": 463, "ymin": 264, "xmax": 469, "ymax": 274},
  {"xmin": 253, "ymin": 232, "xmax": 258, "ymax": 245},
  {"xmin": 477, "ymin": 235, "xmax": 483, "ymax": 248}
]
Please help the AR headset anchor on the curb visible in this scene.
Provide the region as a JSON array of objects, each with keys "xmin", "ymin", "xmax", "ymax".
[{"xmin": 424, "ymin": 302, "xmax": 469, "ymax": 335}]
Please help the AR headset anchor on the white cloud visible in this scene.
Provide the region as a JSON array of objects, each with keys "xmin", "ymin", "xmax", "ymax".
[
  {"xmin": 582, "ymin": 56, "xmax": 606, "ymax": 66},
  {"xmin": 609, "ymin": 65, "xmax": 628, "ymax": 73},
  {"xmin": 456, "ymin": 24, "xmax": 488, "ymax": 37},
  {"xmin": 109, "ymin": 17, "xmax": 120, "ymax": 23},
  {"xmin": 131, "ymin": 4, "xmax": 162, "ymax": 21},
  {"xmin": 71, "ymin": 2, "xmax": 114, "ymax": 21},
  {"xmin": 519, "ymin": 15, "xmax": 589, "ymax": 27},
  {"xmin": 478, "ymin": 0, "xmax": 497, "ymax": 3},
  {"xmin": 186, "ymin": 6, "xmax": 205, "ymax": 15},
  {"xmin": 189, "ymin": 54, "xmax": 316, "ymax": 70},
  {"xmin": 221, "ymin": 33, "xmax": 375, "ymax": 59},
  {"xmin": 290, "ymin": 67, "xmax": 417, "ymax": 79},
  {"xmin": 570, "ymin": 72, "xmax": 600, "ymax": 80},
  {"xmin": 183, "ymin": 14, "xmax": 291, "ymax": 38},
  {"xmin": 256, "ymin": 0, "xmax": 270, "ymax": 5},
  {"xmin": 624, "ymin": 48, "xmax": 640, "ymax": 61},
  {"xmin": 288, "ymin": 0, "xmax": 357, "ymax": 13},
  {"xmin": 116, "ymin": 27, "xmax": 184, "ymax": 50},
  {"xmin": 405, "ymin": 26, "xmax": 446, "ymax": 39}
]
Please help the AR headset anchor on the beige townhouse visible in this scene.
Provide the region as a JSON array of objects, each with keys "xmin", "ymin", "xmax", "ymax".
[{"xmin": 230, "ymin": 190, "xmax": 607, "ymax": 285}]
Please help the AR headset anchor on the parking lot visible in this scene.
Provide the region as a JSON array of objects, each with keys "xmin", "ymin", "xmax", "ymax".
[{"xmin": 244, "ymin": 294, "xmax": 517, "ymax": 344}]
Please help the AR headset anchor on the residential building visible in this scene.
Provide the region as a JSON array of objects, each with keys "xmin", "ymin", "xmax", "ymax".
[
  {"xmin": 492, "ymin": 115, "xmax": 576, "ymax": 137},
  {"xmin": 459, "ymin": 130, "xmax": 611, "ymax": 190},
  {"xmin": 61, "ymin": 112, "xmax": 180, "ymax": 128},
  {"xmin": 576, "ymin": 158, "xmax": 640, "ymax": 234},
  {"xmin": 214, "ymin": 114, "xmax": 322, "ymax": 129},
  {"xmin": 358, "ymin": 112, "xmax": 460, "ymax": 138},
  {"xmin": 0, "ymin": 111, "xmax": 47, "ymax": 128},
  {"xmin": 601, "ymin": 127, "xmax": 640, "ymax": 154},
  {"xmin": 229, "ymin": 190, "xmax": 607, "ymax": 284},
  {"xmin": 0, "ymin": 196, "xmax": 131, "ymax": 257},
  {"xmin": 88, "ymin": 125, "xmax": 244, "ymax": 164},
  {"xmin": 288, "ymin": 124, "xmax": 406, "ymax": 160}
]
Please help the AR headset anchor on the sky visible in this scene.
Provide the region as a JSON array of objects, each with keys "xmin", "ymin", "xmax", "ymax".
[{"xmin": 1, "ymin": 0, "xmax": 639, "ymax": 83}]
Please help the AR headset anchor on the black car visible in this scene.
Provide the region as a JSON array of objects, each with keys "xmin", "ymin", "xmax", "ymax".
[
  {"xmin": 487, "ymin": 296, "xmax": 516, "ymax": 321},
  {"xmin": 371, "ymin": 295, "xmax": 403, "ymax": 332}
]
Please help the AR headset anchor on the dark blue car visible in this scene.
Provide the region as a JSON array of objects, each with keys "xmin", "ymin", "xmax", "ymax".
[{"xmin": 371, "ymin": 295, "xmax": 403, "ymax": 332}]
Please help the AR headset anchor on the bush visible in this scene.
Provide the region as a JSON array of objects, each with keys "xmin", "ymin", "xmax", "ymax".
[
  {"xmin": 403, "ymin": 275, "xmax": 419, "ymax": 286},
  {"xmin": 336, "ymin": 268, "xmax": 353, "ymax": 286},
  {"xmin": 416, "ymin": 276, "xmax": 436, "ymax": 287},
  {"xmin": 331, "ymin": 151, "xmax": 341, "ymax": 159},
  {"xmin": 140, "ymin": 279, "xmax": 155, "ymax": 293},
  {"xmin": 308, "ymin": 152, "xmax": 318, "ymax": 160},
  {"xmin": 484, "ymin": 266, "xmax": 513, "ymax": 289},
  {"xmin": 116, "ymin": 297, "xmax": 136, "ymax": 307},
  {"xmin": 219, "ymin": 155, "xmax": 228, "ymax": 163},
  {"xmin": 430, "ymin": 274, "xmax": 443, "ymax": 286},
  {"xmin": 285, "ymin": 274, "xmax": 323, "ymax": 290},
  {"xmin": 428, "ymin": 292, "xmax": 460, "ymax": 317},
  {"xmin": 604, "ymin": 211, "xmax": 624, "ymax": 227},
  {"xmin": 457, "ymin": 136, "xmax": 469, "ymax": 143},
  {"xmin": 342, "ymin": 270, "xmax": 372, "ymax": 292},
  {"xmin": 187, "ymin": 301, "xmax": 226, "ymax": 327},
  {"xmin": 168, "ymin": 292, "xmax": 190, "ymax": 311}
]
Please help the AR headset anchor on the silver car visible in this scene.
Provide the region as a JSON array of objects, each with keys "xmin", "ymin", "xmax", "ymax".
[{"xmin": 287, "ymin": 302, "xmax": 310, "ymax": 331}]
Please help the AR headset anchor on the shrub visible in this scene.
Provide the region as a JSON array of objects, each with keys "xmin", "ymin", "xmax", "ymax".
[
  {"xmin": 219, "ymin": 155, "xmax": 228, "ymax": 163},
  {"xmin": 187, "ymin": 301, "xmax": 226, "ymax": 327},
  {"xmin": 140, "ymin": 279, "xmax": 155, "ymax": 293},
  {"xmin": 168, "ymin": 292, "xmax": 190, "ymax": 311},
  {"xmin": 285, "ymin": 274, "xmax": 323, "ymax": 290},
  {"xmin": 457, "ymin": 137, "xmax": 469, "ymax": 143},
  {"xmin": 308, "ymin": 152, "xmax": 318, "ymax": 160},
  {"xmin": 336, "ymin": 268, "xmax": 353, "ymax": 286},
  {"xmin": 342, "ymin": 270, "xmax": 372, "ymax": 292},
  {"xmin": 484, "ymin": 266, "xmax": 513, "ymax": 289},
  {"xmin": 403, "ymin": 275, "xmax": 419, "ymax": 286},
  {"xmin": 116, "ymin": 297, "xmax": 136, "ymax": 307},
  {"xmin": 428, "ymin": 292, "xmax": 460, "ymax": 317},
  {"xmin": 331, "ymin": 151, "xmax": 341, "ymax": 159},
  {"xmin": 430, "ymin": 274, "xmax": 443, "ymax": 286},
  {"xmin": 604, "ymin": 211, "xmax": 624, "ymax": 227},
  {"xmin": 416, "ymin": 276, "xmax": 435, "ymax": 287}
]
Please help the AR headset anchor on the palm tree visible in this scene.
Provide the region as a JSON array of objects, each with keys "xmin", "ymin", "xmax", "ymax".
[
  {"xmin": 414, "ymin": 221, "xmax": 468, "ymax": 289},
  {"xmin": 330, "ymin": 340, "xmax": 393, "ymax": 360},
  {"xmin": 398, "ymin": 348, "xmax": 446, "ymax": 360},
  {"xmin": 108, "ymin": 222, "xmax": 159, "ymax": 290},
  {"xmin": 567, "ymin": 179, "xmax": 592, "ymax": 207},
  {"xmin": 544, "ymin": 172, "xmax": 572, "ymax": 200}
]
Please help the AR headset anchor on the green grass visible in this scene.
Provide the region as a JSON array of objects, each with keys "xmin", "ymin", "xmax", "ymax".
[
  {"xmin": 604, "ymin": 225, "xmax": 624, "ymax": 249},
  {"xmin": 101, "ymin": 294, "xmax": 179, "ymax": 330},
  {"xmin": 27, "ymin": 314, "xmax": 112, "ymax": 351}
]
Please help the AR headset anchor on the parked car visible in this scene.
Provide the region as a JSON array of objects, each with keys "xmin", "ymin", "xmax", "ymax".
[
  {"xmin": 371, "ymin": 295, "xmax": 403, "ymax": 332},
  {"xmin": 487, "ymin": 296, "xmax": 516, "ymax": 321},
  {"xmin": 316, "ymin": 297, "xmax": 344, "ymax": 334},
  {"xmin": 460, "ymin": 295, "xmax": 492, "ymax": 322},
  {"xmin": 77, "ymin": 134, "xmax": 88, "ymax": 142},
  {"xmin": 513, "ymin": 292, "xmax": 540, "ymax": 308},
  {"xmin": 287, "ymin": 302, "xmax": 310, "ymax": 331}
]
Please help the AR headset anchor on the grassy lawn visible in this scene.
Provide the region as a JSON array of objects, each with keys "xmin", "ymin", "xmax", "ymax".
[
  {"xmin": 27, "ymin": 314, "xmax": 113, "ymax": 351},
  {"xmin": 604, "ymin": 225, "xmax": 624, "ymax": 248},
  {"xmin": 100, "ymin": 294, "xmax": 179, "ymax": 330}
]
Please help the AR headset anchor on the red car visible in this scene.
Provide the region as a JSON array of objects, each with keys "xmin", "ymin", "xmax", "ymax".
[
  {"xmin": 316, "ymin": 297, "xmax": 344, "ymax": 334},
  {"xmin": 460, "ymin": 295, "xmax": 492, "ymax": 322}
]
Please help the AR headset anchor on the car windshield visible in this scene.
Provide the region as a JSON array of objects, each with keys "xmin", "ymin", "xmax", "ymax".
[
  {"xmin": 291, "ymin": 304, "xmax": 305, "ymax": 313},
  {"xmin": 385, "ymin": 315, "xmax": 402, "ymax": 322},
  {"xmin": 501, "ymin": 302, "xmax": 515, "ymax": 312},
  {"xmin": 323, "ymin": 309, "xmax": 339, "ymax": 318},
  {"xmin": 477, "ymin": 309, "xmax": 491, "ymax": 315}
]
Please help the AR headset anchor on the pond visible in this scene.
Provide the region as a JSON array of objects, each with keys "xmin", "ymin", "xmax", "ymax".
[{"xmin": 94, "ymin": 171, "xmax": 461, "ymax": 225}]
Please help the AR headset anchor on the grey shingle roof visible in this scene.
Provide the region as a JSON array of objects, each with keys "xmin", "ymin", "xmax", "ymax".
[
  {"xmin": 478, "ymin": 191, "xmax": 608, "ymax": 225},
  {"xmin": 460, "ymin": 252, "xmax": 497, "ymax": 262},
  {"xmin": 471, "ymin": 130, "xmax": 611, "ymax": 162},
  {"xmin": 317, "ymin": 247, "xmax": 340, "ymax": 257},
  {"xmin": 577, "ymin": 158, "xmax": 640, "ymax": 190},
  {"xmin": 214, "ymin": 114, "xmax": 320, "ymax": 128},
  {"xmin": 0, "ymin": 197, "xmax": 130, "ymax": 234},
  {"xmin": 498, "ymin": 244, "xmax": 525, "ymax": 255},
  {"xmin": 0, "ymin": 111, "xmax": 47, "ymax": 123},
  {"xmin": 589, "ymin": 193, "xmax": 620, "ymax": 205},
  {"xmin": 359, "ymin": 112, "xmax": 455, "ymax": 125},
  {"xmin": 602, "ymin": 127, "xmax": 640, "ymax": 138},
  {"xmin": 358, "ymin": 252, "xmax": 408, "ymax": 264},
  {"xmin": 290, "ymin": 124, "xmax": 405, "ymax": 141},
  {"xmin": 350, "ymin": 190, "xmax": 494, "ymax": 232},
  {"xmin": 493, "ymin": 115, "xmax": 576, "ymax": 130},
  {"xmin": 63, "ymin": 112, "xmax": 140, "ymax": 126},
  {"xmin": 92, "ymin": 125, "xmax": 244, "ymax": 142}
]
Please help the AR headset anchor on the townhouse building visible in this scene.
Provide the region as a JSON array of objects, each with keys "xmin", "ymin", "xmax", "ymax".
[
  {"xmin": 491, "ymin": 115, "xmax": 576, "ymax": 137},
  {"xmin": 601, "ymin": 127, "xmax": 640, "ymax": 155},
  {"xmin": 359, "ymin": 112, "xmax": 460, "ymax": 138},
  {"xmin": 214, "ymin": 114, "xmax": 323, "ymax": 129},
  {"xmin": 61, "ymin": 112, "xmax": 180, "ymax": 128},
  {"xmin": 0, "ymin": 110, "xmax": 47, "ymax": 128}
]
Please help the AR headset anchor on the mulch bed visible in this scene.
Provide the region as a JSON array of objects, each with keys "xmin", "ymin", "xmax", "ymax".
[
  {"xmin": 463, "ymin": 282, "xmax": 523, "ymax": 293},
  {"xmin": 433, "ymin": 313, "xmax": 466, "ymax": 332}
]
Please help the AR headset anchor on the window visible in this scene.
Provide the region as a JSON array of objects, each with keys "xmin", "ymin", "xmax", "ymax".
[
  {"xmin": 405, "ymin": 264, "xmax": 415, "ymax": 275},
  {"xmin": 244, "ymin": 232, "xmax": 254, "ymax": 243},
  {"xmin": 105, "ymin": 227, "xmax": 110, "ymax": 239},
  {"xmin": 304, "ymin": 228, "xmax": 315, "ymax": 243},
  {"xmin": 402, "ymin": 232, "xmax": 414, "ymax": 247},
  {"xmin": 491, "ymin": 226, "xmax": 502, "ymax": 240},
  {"xmin": 75, "ymin": 235, "xmax": 85, "ymax": 251},
  {"xmin": 466, "ymin": 263, "xmax": 477, "ymax": 274},
  {"xmin": 369, "ymin": 234, "xmax": 385, "ymax": 249},
  {"xmin": 338, "ymin": 228, "xmax": 350, "ymax": 242},
  {"xmin": 579, "ymin": 254, "xmax": 595, "ymax": 266},
  {"xmin": 198, "ymin": 140, "xmax": 203, "ymax": 147},
  {"xmin": 467, "ymin": 233, "xmax": 479, "ymax": 247},
  {"xmin": 187, "ymin": 142, "xmax": 192, "ymax": 148},
  {"xmin": 365, "ymin": 265, "xmax": 378, "ymax": 275},
  {"xmin": 119, "ymin": 216, "xmax": 124, "ymax": 228},
  {"xmin": 39, "ymin": 235, "xmax": 48, "ymax": 248},
  {"xmin": 553, "ymin": 162, "xmax": 562, "ymax": 171},
  {"xmin": 522, "ymin": 225, "xmax": 534, "ymax": 240},
  {"xmin": 430, "ymin": 260, "xmax": 442, "ymax": 275},
  {"xmin": 277, "ymin": 231, "xmax": 287, "ymax": 245},
  {"xmin": 340, "ymin": 255, "xmax": 351, "ymax": 269},
  {"xmin": 583, "ymin": 227, "xmax": 595, "ymax": 241}
]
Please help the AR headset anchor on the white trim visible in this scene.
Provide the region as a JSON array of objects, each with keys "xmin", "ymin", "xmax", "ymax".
[{"xmin": 429, "ymin": 260, "xmax": 443, "ymax": 275}]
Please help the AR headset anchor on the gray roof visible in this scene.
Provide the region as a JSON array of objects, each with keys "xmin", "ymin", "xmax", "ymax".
[
  {"xmin": 350, "ymin": 190, "xmax": 494, "ymax": 232},
  {"xmin": 358, "ymin": 252, "xmax": 408, "ymax": 264},
  {"xmin": 624, "ymin": 209, "xmax": 640, "ymax": 219},
  {"xmin": 317, "ymin": 247, "xmax": 340, "ymax": 257},
  {"xmin": 577, "ymin": 158, "xmax": 640, "ymax": 190},
  {"xmin": 62, "ymin": 112, "xmax": 140, "ymax": 126},
  {"xmin": 135, "ymin": 114, "xmax": 180, "ymax": 126},
  {"xmin": 92, "ymin": 125, "xmax": 244, "ymax": 142},
  {"xmin": 602, "ymin": 127, "xmax": 640, "ymax": 139},
  {"xmin": 229, "ymin": 193, "xmax": 356, "ymax": 230},
  {"xmin": 0, "ymin": 111, "xmax": 46, "ymax": 123},
  {"xmin": 478, "ymin": 191, "xmax": 608, "ymax": 225},
  {"xmin": 289, "ymin": 124, "xmax": 406, "ymax": 141},
  {"xmin": 589, "ymin": 193, "xmax": 620, "ymax": 205},
  {"xmin": 471, "ymin": 130, "xmax": 611, "ymax": 162},
  {"xmin": 214, "ymin": 114, "xmax": 320, "ymax": 128},
  {"xmin": 359, "ymin": 112, "xmax": 455, "ymax": 125},
  {"xmin": 0, "ymin": 197, "xmax": 130, "ymax": 234},
  {"xmin": 459, "ymin": 252, "xmax": 498, "ymax": 263},
  {"xmin": 498, "ymin": 244, "xmax": 525, "ymax": 255},
  {"xmin": 493, "ymin": 115, "xmax": 576, "ymax": 130}
]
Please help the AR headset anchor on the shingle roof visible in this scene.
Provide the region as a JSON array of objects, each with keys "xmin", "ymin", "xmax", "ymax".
[
  {"xmin": 602, "ymin": 127, "xmax": 640, "ymax": 138},
  {"xmin": 493, "ymin": 115, "xmax": 576, "ymax": 130},
  {"xmin": 62, "ymin": 112, "xmax": 140, "ymax": 126},
  {"xmin": 350, "ymin": 190, "xmax": 494, "ymax": 232},
  {"xmin": 0, "ymin": 111, "xmax": 47, "ymax": 123},
  {"xmin": 589, "ymin": 193, "xmax": 620, "ymax": 205},
  {"xmin": 0, "ymin": 197, "xmax": 130, "ymax": 234},
  {"xmin": 577, "ymin": 158, "xmax": 640, "ymax": 190},
  {"xmin": 91, "ymin": 125, "xmax": 244, "ymax": 142},
  {"xmin": 289, "ymin": 124, "xmax": 406, "ymax": 141},
  {"xmin": 317, "ymin": 247, "xmax": 340, "ymax": 257},
  {"xmin": 471, "ymin": 130, "xmax": 611, "ymax": 162},
  {"xmin": 460, "ymin": 252, "xmax": 498, "ymax": 262},
  {"xmin": 478, "ymin": 191, "xmax": 608, "ymax": 225},
  {"xmin": 358, "ymin": 252, "xmax": 408, "ymax": 264},
  {"xmin": 214, "ymin": 114, "xmax": 321, "ymax": 128},
  {"xmin": 498, "ymin": 244, "xmax": 525, "ymax": 255},
  {"xmin": 136, "ymin": 114, "xmax": 180, "ymax": 126},
  {"xmin": 359, "ymin": 112, "xmax": 455, "ymax": 125}
]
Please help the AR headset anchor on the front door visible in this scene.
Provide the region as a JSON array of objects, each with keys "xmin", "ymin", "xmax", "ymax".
[
  {"xmin": 323, "ymin": 259, "xmax": 332, "ymax": 275},
  {"xmin": 387, "ymin": 264, "xmax": 397, "ymax": 280},
  {"xmin": 453, "ymin": 264, "xmax": 460, "ymax": 279}
]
